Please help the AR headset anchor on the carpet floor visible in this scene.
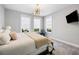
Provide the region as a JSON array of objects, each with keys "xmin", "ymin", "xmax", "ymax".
[{"xmin": 53, "ymin": 40, "xmax": 79, "ymax": 55}]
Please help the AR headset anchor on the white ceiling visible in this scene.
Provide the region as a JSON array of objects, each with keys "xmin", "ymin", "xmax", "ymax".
[{"xmin": 3, "ymin": 4, "xmax": 71, "ymax": 16}]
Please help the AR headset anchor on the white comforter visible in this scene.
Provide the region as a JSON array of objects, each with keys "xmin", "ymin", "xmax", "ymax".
[{"xmin": 0, "ymin": 33, "xmax": 36, "ymax": 55}]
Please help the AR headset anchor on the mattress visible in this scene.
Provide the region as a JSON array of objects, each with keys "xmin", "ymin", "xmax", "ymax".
[
  {"xmin": 28, "ymin": 44, "xmax": 47, "ymax": 55},
  {"xmin": 26, "ymin": 32, "xmax": 48, "ymax": 48},
  {"xmin": 0, "ymin": 33, "xmax": 47, "ymax": 55}
]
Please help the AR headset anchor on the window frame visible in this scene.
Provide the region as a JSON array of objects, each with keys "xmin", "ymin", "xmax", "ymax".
[
  {"xmin": 45, "ymin": 16, "xmax": 53, "ymax": 33},
  {"xmin": 21, "ymin": 15, "xmax": 31, "ymax": 32},
  {"xmin": 33, "ymin": 17, "xmax": 41, "ymax": 32}
]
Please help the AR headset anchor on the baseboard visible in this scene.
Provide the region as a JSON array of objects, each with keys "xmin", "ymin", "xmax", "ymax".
[{"xmin": 51, "ymin": 37, "xmax": 79, "ymax": 49}]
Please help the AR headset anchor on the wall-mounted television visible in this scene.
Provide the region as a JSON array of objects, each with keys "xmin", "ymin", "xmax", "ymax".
[{"xmin": 66, "ymin": 10, "xmax": 79, "ymax": 23}]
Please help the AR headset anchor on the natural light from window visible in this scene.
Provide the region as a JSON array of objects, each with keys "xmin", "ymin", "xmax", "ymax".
[
  {"xmin": 21, "ymin": 15, "xmax": 31, "ymax": 32},
  {"xmin": 45, "ymin": 16, "xmax": 52, "ymax": 32},
  {"xmin": 34, "ymin": 17, "xmax": 41, "ymax": 32}
]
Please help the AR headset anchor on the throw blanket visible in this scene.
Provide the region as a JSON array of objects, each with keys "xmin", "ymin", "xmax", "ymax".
[{"xmin": 26, "ymin": 32, "xmax": 49, "ymax": 48}]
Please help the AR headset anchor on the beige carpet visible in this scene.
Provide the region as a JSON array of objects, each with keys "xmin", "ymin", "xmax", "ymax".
[{"xmin": 52, "ymin": 40, "xmax": 79, "ymax": 55}]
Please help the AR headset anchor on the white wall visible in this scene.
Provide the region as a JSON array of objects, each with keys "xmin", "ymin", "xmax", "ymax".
[
  {"xmin": 51, "ymin": 5, "xmax": 79, "ymax": 45},
  {"xmin": 5, "ymin": 9, "xmax": 21, "ymax": 32},
  {"xmin": 0, "ymin": 5, "xmax": 4, "ymax": 28},
  {"xmin": 41, "ymin": 17, "xmax": 45, "ymax": 30}
]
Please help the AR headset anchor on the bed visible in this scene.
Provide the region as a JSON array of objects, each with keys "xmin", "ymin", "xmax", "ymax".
[{"xmin": 0, "ymin": 32, "xmax": 49, "ymax": 55}]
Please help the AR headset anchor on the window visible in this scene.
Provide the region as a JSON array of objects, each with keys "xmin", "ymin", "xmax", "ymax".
[
  {"xmin": 34, "ymin": 17, "xmax": 41, "ymax": 32},
  {"xmin": 45, "ymin": 16, "xmax": 52, "ymax": 32},
  {"xmin": 21, "ymin": 15, "xmax": 31, "ymax": 32}
]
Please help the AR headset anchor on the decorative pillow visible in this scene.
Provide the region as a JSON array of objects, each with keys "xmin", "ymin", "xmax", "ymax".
[
  {"xmin": 0, "ymin": 32, "xmax": 11, "ymax": 45},
  {"xmin": 10, "ymin": 32, "xmax": 17, "ymax": 40}
]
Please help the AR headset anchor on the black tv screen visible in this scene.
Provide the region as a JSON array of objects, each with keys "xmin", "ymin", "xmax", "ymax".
[{"xmin": 66, "ymin": 10, "xmax": 78, "ymax": 23}]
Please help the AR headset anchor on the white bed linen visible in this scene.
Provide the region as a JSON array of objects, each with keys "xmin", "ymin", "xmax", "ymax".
[
  {"xmin": 0, "ymin": 33, "xmax": 36, "ymax": 55},
  {"xmin": 0, "ymin": 33, "xmax": 47, "ymax": 55}
]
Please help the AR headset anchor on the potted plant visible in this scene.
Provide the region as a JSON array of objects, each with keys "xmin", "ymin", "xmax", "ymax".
[
  {"xmin": 47, "ymin": 28, "xmax": 52, "ymax": 32},
  {"xmin": 34, "ymin": 28, "xmax": 39, "ymax": 32}
]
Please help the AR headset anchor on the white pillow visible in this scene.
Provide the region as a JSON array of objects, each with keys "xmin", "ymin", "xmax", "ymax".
[{"xmin": 0, "ymin": 31, "xmax": 11, "ymax": 45}]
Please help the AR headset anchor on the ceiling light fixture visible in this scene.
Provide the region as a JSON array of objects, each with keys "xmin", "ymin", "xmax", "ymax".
[{"xmin": 34, "ymin": 4, "xmax": 40, "ymax": 16}]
